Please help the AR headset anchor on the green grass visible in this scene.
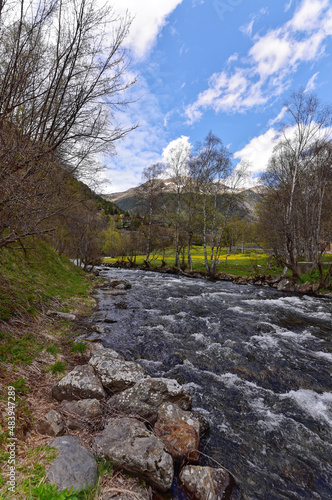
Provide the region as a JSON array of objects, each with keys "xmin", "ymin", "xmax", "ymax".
[
  {"xmin": 46, "ymin": 345, "xmax": 60, "ymax": 357},
  {"xmin": 0, "ymin": 331, "xmax": 44, "ymax": 365},
  {"xmin": 70, "ymin": 341, "xmax": 88, "ymax": 354},
  {"xmin": 0, "ymin": 238, "xmax": 92, "ymax": 324},
  {"xmin": 46, "ymin": 361, "xmax": 67, "ymax": 374},
  {"xmin": 104, "ymin": 246, "xmax": 332, "ymax": 286},
  {"xmin": 0, "ymin": 446, "xmax": 59, "ymax": 499},
  {"xmin": 0, "ymin": 238, "xmax": 104, "ymax": 500}
]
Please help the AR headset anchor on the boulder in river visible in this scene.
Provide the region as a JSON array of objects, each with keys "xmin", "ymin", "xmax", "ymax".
[
  {"xmin": 108, "ymin": 377, "xmax": 192, "ymax": 424},
  {"xmin": 94, "ymin": 416, "xmax": 174, "ymax": 492},
  {"xmin": 276, "ymin": 279, "xmax": 296, "ymax": 292},
  {"xmin": 52, "ymin": 365, "xmax": 106, "ymax": 401},
  {"xmin": 296, "ymin": 281, "xmax": 313, "ymax": 294},
  {"xmin": 109, "ymin": 279, "xmax": 132, "ymax": 289},
  {"xmin": 179, "ymin": 465, "xmax": 232, "ymax": 500},
  {"xmin": 154, "ymin": 403, "xmax": 200, "ymax": 462}
]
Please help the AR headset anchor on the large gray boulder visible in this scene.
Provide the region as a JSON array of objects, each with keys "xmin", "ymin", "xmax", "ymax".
[
  {"xmin": 179, "ymin": 465, "xmax": 232, "ymax": 500},
  {"xmin": 89, "ymin": 349, "xmax": 146, "ymax": 394},
  {"xmin": 47, "ymin": 436, "xmax": 98, "ymax": 492},
  {"xmin": 52, "ymin": 365, "xmax": 106, "ymax": 401},
  {"xmin": 94, "ymin": 417, "xmax": 174, "ymax": 492},
  {"xmin": 155, "ymin": 403, "xmax": 200, "ymax": 462},
  {"xmin": 109, "ymin": 377, "xmax": 192, "ymax": 424},
  {"xmin": 60, "ymin": 399, "xmax": 102, "ymax": 431}
]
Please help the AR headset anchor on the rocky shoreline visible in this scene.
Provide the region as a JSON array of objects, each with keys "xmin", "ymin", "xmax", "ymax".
[
  {"xmin": 36, "ymin": 278, "xmax": 236, "ymax": 499},
  {"xmin": 101, "ymin": 261, "xmax": 331, "ymax": 297}
]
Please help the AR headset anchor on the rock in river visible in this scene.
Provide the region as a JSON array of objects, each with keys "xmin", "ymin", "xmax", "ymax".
[
  {"xmin": 179, "ymin": 465, "xmax": 232, "ymax": 500},
  {"xmin": 154, "ymin": 403, "xmax": 200, "ymax": 462}
]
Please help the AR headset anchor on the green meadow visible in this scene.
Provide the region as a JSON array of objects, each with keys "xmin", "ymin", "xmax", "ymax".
[
  {"xmin": 104, "ymin": 247, "xmax": 283, "ymax": 277},
  {"xmin": 104, "ymin": 246, "xmax": 332, "ymax": 285}
]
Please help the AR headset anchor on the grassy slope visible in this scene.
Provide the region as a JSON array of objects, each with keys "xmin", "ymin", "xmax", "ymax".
[
  {"xmin": 0, "ymin": 238, "xmax": 93, "ymax": 323},
  {"xmin": 0, "ymin": 239, "xmax": 103, "ymax": 499}
]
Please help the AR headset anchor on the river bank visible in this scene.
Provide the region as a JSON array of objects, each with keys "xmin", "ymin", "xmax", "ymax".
[
  {"xmin": 101, "ymin": 261, "xmax": 332, "ymax": 298},
  {"xmin": 0, "ymin": 241, "xmax": 162, "ymax": 499}
]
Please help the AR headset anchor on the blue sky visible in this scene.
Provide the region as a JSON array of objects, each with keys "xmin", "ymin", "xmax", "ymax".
[{"xmin": 102, "ymin": 0, "xmax": 332, "ymax": 193}]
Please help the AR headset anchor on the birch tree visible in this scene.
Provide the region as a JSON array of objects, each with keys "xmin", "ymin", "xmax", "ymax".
[
  {"xmin": 163, "ymin": 136, "xmax": 191, "ymax": 269},
  {"xmin": 260, "ymin": 90, "xmax": 332, "ymax": 279},
  {"xmin": 189, "ymin": 131, "xmax": 232, "ymax": 275},
  {"xmin": 138, "ymin": 163, "xmax": 165, "ymax": 265}
]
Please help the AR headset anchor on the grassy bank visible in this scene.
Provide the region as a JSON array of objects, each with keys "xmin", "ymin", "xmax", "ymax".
[
  {"xmin": 0, "ymin": 239, "xmax": 94, "ymax": 323},
  {"xmin": 105, "ymin": 247, "xmax": 281, "ymax": 276},
  {"xmin": 0, "ymin": 239, "xmax": 115, "ymax": 499}
]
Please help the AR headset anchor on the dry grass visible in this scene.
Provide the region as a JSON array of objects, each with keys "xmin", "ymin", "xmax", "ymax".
[{"xmin": 96, "ymin": 471, "xmax": 152, "ymax": 500}]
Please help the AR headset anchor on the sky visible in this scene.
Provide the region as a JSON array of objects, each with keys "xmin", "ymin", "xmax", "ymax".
[{"xmin": 100, "ymin": 0, "xmax": 332, "ymax": 193}]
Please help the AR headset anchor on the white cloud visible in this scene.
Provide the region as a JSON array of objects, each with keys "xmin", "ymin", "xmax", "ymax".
[
  {"xmin": 233, "ymin": 129, "xmax": 281, "ymax": 177},
  {"xmin": 227, "ymin": 53, "xmax": 238, "ymax": 64},
  {"xmin": 305, "ymin": 72, "xmax": 320, "ymax": 92},
  {"xmin": 233, "ymin": 119, "xmax": 332, "ymax": 186},
  {"xmin": 267, "ymin": 106, "xmax": 288, "ymax": 127},
  {"xmin": 240, "ymin": 20, "xmax": 254, "ymax": 37},
  {"xmin": 289, "ymin": 0, "xmax": 329, "ymax": 32},
  {"xmin": 110, "ymin": 0, "xmax": 183, "ymax": 60},
  {"xmin": 285, "ymin": 0, "xmax": 293, "ymax": 13},
  {"xmin": 184, "ymin": 0, "xmax": 332, "ymax": 123},
  {"xmin": 162, "ymin": 136, "xmax": 192, "ymax": 165}
]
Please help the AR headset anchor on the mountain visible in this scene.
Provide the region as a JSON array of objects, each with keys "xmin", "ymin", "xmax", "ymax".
[{"xmin": 102, "ymin": 179, "xmax": 264, "ymax": 219}]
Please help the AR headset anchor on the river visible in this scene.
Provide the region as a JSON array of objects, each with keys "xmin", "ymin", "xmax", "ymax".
[{"xmin": 89, "ymin": 267, "xmax": 332, "ymax": 500}]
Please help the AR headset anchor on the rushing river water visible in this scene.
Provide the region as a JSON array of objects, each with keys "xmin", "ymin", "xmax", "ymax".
[{"xmin": 88, "ymin": 267, "xmax": 332, "ymax": 500}]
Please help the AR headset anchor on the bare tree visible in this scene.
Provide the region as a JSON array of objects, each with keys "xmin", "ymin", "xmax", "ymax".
[
  {"xmin": 137, "ymin": 163, "xmax": 165, "ymax": 265},
  {"xmin": 261, "ymin": 90, "xmax": 332, "ymax": 281}
]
